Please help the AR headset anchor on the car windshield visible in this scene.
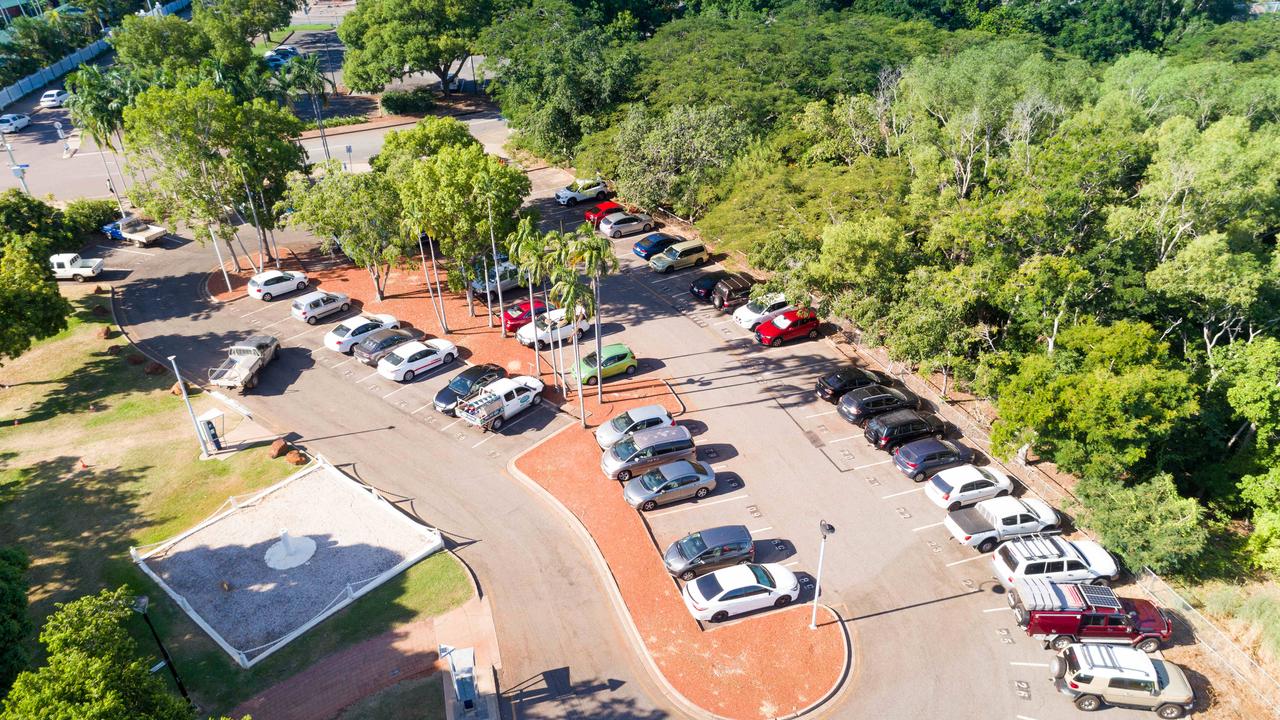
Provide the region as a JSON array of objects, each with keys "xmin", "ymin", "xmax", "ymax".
[
  {"xmin": 610, "ymin": 412, "xmax": 634, "ymax": 432},
  {"xmin": 661, "ymin": 246, "xmax": 680, "ymax": 259},
  {"xmin": 745, "ymin": 300, "xmax": 767, "ymax": 314},
  {"xmin": 612, "ymin": 438, "xmax": 638, "ymax": 460},
  {"xmin": 534, "ymin": 314, "xmax": 556, "ymax": 330},
  {"xmin": 749, "ymin": 564, "xmax": 775, "ymax": 589},
  {"xmin": 977, "ymin": 467, "xmax": 999, "ymax": 483},
  {"xmin": 774, "ymin": 315, "xmax": 794, "ymax": 330},
  {"xmin": 694, "ymin": 573, "xmax": 723, "ymax": 601},
  {"xmin": 506, "ymin": 306, "xmax": 526, "ymax": 318},
  {"xmin": 930, "ymin": 475, "xmax": 954, "ymax": 495},
  {"xmin": 384, "ymin": 352, "xmax": 405, "ymax": 366},
  {"xmin": 582, "ymin": 352, "xmax": 599, "ymax": 369},
  {"xmin": 639, "ymin": 469, "xmax": 667, "ymax": 491},
  {"xmin": 996, "ymin": 545, "xmax": 1017, "ymax": 571},
  {"xmin": 677, "ymin": 533, "xmax": 707, "ymax": 560},
  {"xmin": 448, "ymin": 374, "xmax": 477, "ymax": 394}
]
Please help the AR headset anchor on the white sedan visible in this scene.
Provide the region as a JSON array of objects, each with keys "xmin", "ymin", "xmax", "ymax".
[
  {"xmin": 323, "ymin": 314, "xmax": 399, "ymax": 353},
  {"xmin": 555, "ymin": 179, "xmax": 608, "ymax": 206},
  {"xmin": 246, "ymin": 269, "xmax": 308, "ymax": 301},
  {"xmin": 39, "ymin": 90, "xmax": 70, "ymax": 108},
  {"xmin": 682, "ymin": 563, "xmax": 800, "ymax": 623},
  {"xmin": 924, "ymin": 464, "xmax": 1015, "ymax": 511},
  {"xmin": 515, "ymin": 307, "xmax": 587, "ymax": 349},
  {"xmin": 377, "ymin": 339, "xmax": 458, "ymax": 382},
  {"xmin": 0, "ymin": 114, "xmax": 30, "ymax": 133},
  {"xmin": 598, "ymin": 212, "xmax": 652, "ymax": 238}
]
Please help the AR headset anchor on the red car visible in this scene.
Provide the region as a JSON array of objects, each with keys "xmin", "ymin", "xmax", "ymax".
[
  {"xmin": 502, "ymin": 298, "xmax": 554, "ymax": 333},
  {"xmin": 584, "ymin": 201, "xmax": 623, "ymax": 227},
  {"xmin": 754, "ymin": 309, "xmax": 820, "ymax": 346},
  {"xmin": 1009, "ymin": 580, "xmax": 1172, "ymax": 653}
]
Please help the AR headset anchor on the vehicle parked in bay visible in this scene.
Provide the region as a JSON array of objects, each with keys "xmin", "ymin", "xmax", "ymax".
[
  {"xmin": 594, "ymin": 405, "xmax": 676, "ymax": 449},
  {"xmin": 709, "ymin": 274, "xmax": 755, "ymax": 310},
  {"xmin": 732, "ymin": 293, "xmax": 792, "ymax": 330},
  {"xmin": 574, "ymin": 343, "xmax": 637, "ymax": 385},
  {"xmin": 456, "ymin": 375, "xmax": 544, "ymax": 431},
  {"xmin": 1008, "ymin": 580, "xmax": 1172, "ymax": 653},
  {"xmin": 754, "ymin": 308, "xmax": 820, "ymax": 346},
  {"xmin": 48, "ymin": 253, "xmax": 102, "ymax": 282},
  {"xmin": 290, "ymin": 290, "xmax": 350, "ymax": 324},
  {"xmin": 208, "ymin": 335, "xmax": 278, "ymax": 393},
  {"xmin": 992, "ymin": 535, "xmax": 1120, "ymax": 589},
  {"xmin": 434, "ymin": 363, "xmax": 508, "ymax": 415},
  {"xmin": 470, "ymin": 261, "xmax": 523, "ymax": 297},
  {"xmin": 101, "ymin": 214, "xmax": 167, "ymax": 247},
  {"xmin": 584, "ymin": 200, "xmax": 622, "ymax": 226},
  {"xmin": 632, "ymin": 232, "xmax": 680, "ymax": 260},
  {"xmin": 323, "ymin": 314, "xmax": 399, "ymax": 354},
  {"xmin": 39, "ymin": 89, "xmax": 70, "ymax": 108},
  {"xmin": 516, "ymin": 307, "xmax": 588, "ymax": 349},
  {"xmin": 555, "ymin": 178, "xmax": 608, "ymax": 205},
  {"xmin": 502, "ymin": 298, "xmax": 553, "ymax": 333},
  {"xmin": 664, "ymin": 525, "xmax": 755, "ymax": 581},
  {"xmin": 623, "ymin": 459, "xmax": 716, "ymax": 511},
  {"xmin": 924, "ymin": 464, "xmax": 1014, "ymax": 511},
  {"xmin": 815, "ymin": 367, "xmax": 894, "ymax": 402},
  {"xmin": 1051, "ymin": 643, "xmax": 1194, "ymax": 717},
  {"xmin": 351, "ymin": 328, "xmax": 419, "ymax": 367},
  {"xmin": 599, "ymin": 211, "xmax": 653, "ymax": 238},
  {"xmin": 688, "ymin": 271, "xmax": 727, "ymax": 301},
  {"xmin": 647, "ymin": 239, "xmax": 708, "ymax": 274},
  {"xmin": 681, "ymin": 563, "xmax": 800, "ymax": 623},
  {"xmin": 837, "ymin": 385, "xmax": 919, "ymax": 425},
  {"xmin": 601, "ymin": 425, "xmax": 696, "ymax": 481},
  {"xmin": 247, "ymin": 270, "xmax": 308, "ymax": 301},
  {"xmin": 944, "ymin": 496, "xmax": 1060, "ymax": 553},
  {"xmin": 892, "ymin": 437, "xmax": 974, "ymax": 481},
  {"xmin": 863, "ymin": 410, "xmax": 945, "ymax": 451},
  {"xmin": 377, "ymin": 339, "xmax": 458, "ymax": 382},
  {"xmin": 0, "ymin": 114, "xmax": 30, "ymax": 132}
]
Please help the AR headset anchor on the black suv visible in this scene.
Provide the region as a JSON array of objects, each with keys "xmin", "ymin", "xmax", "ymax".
[
  {"xmin": 864, "ymin": 410, "xmax": 945, "ymax": 451},
  {"xmin": 711, "ymin": 274, "xmax": 754, "ymax": 311},
  {"xmin": 838, "ymin": 385, "xmax": 918, "ymax": 425},
  {"xmin": 815, "ymin": 367, "xmax": 893, "ymax": 402}
]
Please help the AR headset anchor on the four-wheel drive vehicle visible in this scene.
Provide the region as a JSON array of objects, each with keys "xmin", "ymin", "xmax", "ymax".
[
  {"xmin": 664, "ymin": 525, "xmax": 755, "ymax": 580},
  {"xmin": 434, "ymin": 363, "xmax": 507, "ymax": 415},
  {"xmin": 993, "ymin": 535, "xmax": 1119, "ymax": 589},
  {"xmin": 1052, "ymin": 643, "xmax": 1194, "ymax": 718},
  {"xmin": 555, "ymin": 178, "xmax": 608, "ymax": 206},
  {"xmin": 101, "ymin": 214, "xmax": 167, "ymax": 247},
  {"xmin": 291, "ymin": 291, "xmax": 350, "ymax": 324},
  {"xmin": 815, "ymin": 366, "xmax": 892, "ymax": 402},
  {"xmin": 623, "ymin": 459, "xmax": 717, "ymax": 511},
  {"xmin": 648, "ymin": 239, "xmax": 709, "ymax": 273},
  {"xmin": 863, "ymin": 409, "xmax": 944, "ymax": 451},
  {"xmin": 601, "ymin": 425, "xmax": 696, "ymax": 481},
  {"xmin": 574, "ymin": 342, "xmax": 637, "ymax": 385},
  {"xmin": 710, "ymin": 274, "xmax": 755, "ymax": 311},
  {"xmin": 208, "ymin": 335, "xmax": 279, "ymax": 393},
  {"xmin": 49, "ymin": 253, "xmax": 103, "ymax": 282},
  {"xmin": 682, "ymin": 563, "xmax": 800, "ymax": 623},
  {"xmin": 838, "ymin": 385, "xmax": 918, "ymax": 425},
  {"xmin": 1010, "ymin": 580, "xmax": 1171, "ymax": 652},
  {"xmin": 944, "ymin": 496, "xmax": 1059, "ymax": 553},
  {"xmin": 924, "ymin": 464, "xmax": 1014, "ymax": 511},
  {"xmin": 470, "ymin": 261, "xmax": 523, "ymax": 296},
  {"xmin": 456, "ymin": 376, "xmax": 545, "ymax": 431},
  {"xmin": 892, "ymin": 437, "xmax": 974, "ymax": 481},
  {"xmin": 595, "ymin": 404, "xmax": 676, "ymax": 449},
  {"xmin": 516, "ymin": 307, "xmax": 587, "ymax": 349},
  {"xmin": 755, "ymin": 309, "xmax": 820, "ymax": 346}
]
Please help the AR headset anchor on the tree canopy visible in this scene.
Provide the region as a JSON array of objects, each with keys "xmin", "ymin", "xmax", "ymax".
[{"xmin": 339, "ymin": 0, "xmax": 491, "ymax": 93}]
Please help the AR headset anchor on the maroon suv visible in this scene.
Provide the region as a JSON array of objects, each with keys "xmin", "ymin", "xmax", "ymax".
[{"xmin": 1008, "ymin": 579, "xmax": 1172, "ymax": 653}]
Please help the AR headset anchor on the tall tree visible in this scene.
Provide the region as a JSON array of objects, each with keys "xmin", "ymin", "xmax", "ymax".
[
  {"xmin": 548, "ymin": 253, "xmax": 594, "ymax": 426},
  {"xmin": 567, "ymin": 226, "xmax": 618, "ymax": 400},
  {"xmin": 0, "ymin": 547, "xmax": 31, "ymax": 694},
  {"xmin": 0, "ymin": 233, "xmax": 74, "ymax": 363},
  {"xmin": 339, "ymin": 0, "xmax": 491, "ymax": 93},
  {"xmin": 281, "ymin": 53, "xmax": 337, "ymax": 161},
  {"xmin": 372, "ymin": 116, "xmax": 478, "ymax": 172}
]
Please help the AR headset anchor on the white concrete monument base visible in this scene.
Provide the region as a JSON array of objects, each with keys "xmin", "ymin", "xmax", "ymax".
[{"xmin": 264, "ymin": 529, "xmax": 316, "ymax": 570}]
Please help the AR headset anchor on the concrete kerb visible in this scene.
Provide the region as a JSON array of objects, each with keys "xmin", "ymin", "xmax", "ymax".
[{"xmin": 505, "ymin": 425, "xmax": 852, "ymax": 720}]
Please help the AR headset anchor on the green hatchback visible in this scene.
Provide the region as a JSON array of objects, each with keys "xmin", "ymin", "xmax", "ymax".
[{"xmin": 574, "ymin": 343, "xmax": 638, "ymax": 385}]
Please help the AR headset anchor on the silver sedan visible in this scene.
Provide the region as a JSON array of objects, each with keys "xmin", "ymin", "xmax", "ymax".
[
  {"xmin": 622, "ymin": 460, "xmax": 716, "ymax": 511},
  {"xmin": 599, "ymin": 212, "xmax": 653, "ymax": 238}
]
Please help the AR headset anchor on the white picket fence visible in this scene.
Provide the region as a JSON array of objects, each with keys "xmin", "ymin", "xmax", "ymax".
[{"xmin": 0, "ymin": 0, "xmax": 192, "ymax": 111}]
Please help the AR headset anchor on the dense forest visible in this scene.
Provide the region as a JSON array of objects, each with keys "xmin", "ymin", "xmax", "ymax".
[{"xmin": 480, "ymin": 0, "xmax": 1280, "ymax": 582}]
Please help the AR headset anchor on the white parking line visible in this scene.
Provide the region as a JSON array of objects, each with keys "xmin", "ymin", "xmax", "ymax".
[
  {"xmin": 1009, "ymin": 662, "xmax": 1050, "ymax": 668},
  {"xmin": 441, "ymin": 418, "xmax": 463, "ymax": 430},
  {"xmin": 283, "ymin": 328, "xmax": 317, "ymax": 342},
  {"xmin": 749, "ymin": 526, "xmax": 773, "ymax": 535},
  {"xmin": 983, "ymin": 607, "xmax": 1009, "ymax": 613},
  {"xmin": 472, "ymin": 435, "xmax": 492, "ymax": 449},
  {"xmin": 330, "ymin": 357, "xmax": 354, "ymax": 370},
  {"xmin": 357, "ymin": 370, "xmax": 380, "ymax": 383},
  {"xmin": 805, "ymin": 410, "xmax": 838, "ymax": 418},
  {"xmin": 782, "ymin": 561, "xmax": 800, "ymax": 567},
  {"xmin": 411, "ymin": 403, "xmax": 433, "ymax": 414},
  {"xmin": 260, "ymin": 316, "xmax": 294, "ymax": 330},
  {"xmin": 712, "ymin": 319, "xmax": 736, "ymax": 326},
  {"xmin": 94, "ymin": 244, "xmax": 153, "ymax": 256},
  {"xmin": 646, "ymin": 495, "xmax": 744, "ymax": 517},
  {"xmin": 827, "ymin": 435, "xmax": 860, "ymax": 444},
  {"xmin": 945, "ymin": 554, "xmax": 991, "ymax": 567},
  {"xmin": 852, "ymin": 458, "xmax": 893, "ymax": 470},
  {"xmin": 1016, "ymin": 716, "xmax": 1042, "ymax": 720},
  {"xmin": 239, "ymin": 303, "xmax": 278, "ymax": 318},
  {"xmin": 882, "ymin": 487, "xmax": 924, "ymax": 499},
  {"xmin": 383, "ymin": 385, "xmax": 412, "ymax": 399},
  {"xmin": 912, "ymin": 521, "xmax": 945, "ymax": 532}
]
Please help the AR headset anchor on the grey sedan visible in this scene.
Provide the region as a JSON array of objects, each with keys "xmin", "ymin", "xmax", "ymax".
[
  {"xmin": 599, "ymin": 212, "xmax": 653, "ymax": 239},
  {"xmin": 623, "ymin": 460, "xmax": 716, "ymax": 511}
]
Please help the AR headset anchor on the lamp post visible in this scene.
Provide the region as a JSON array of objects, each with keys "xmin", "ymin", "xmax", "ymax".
[
  {"xmin": 168, "ymin": 355, "xmax": 210, "ymax": 457},
  {"xmin": 810, "ymin": 520, "xmax": 835, "ymax": 630},
  {"xmin": 1, "ymin": 130, "xmax": 30, "ymax": 195},
  {"xmin": 132, "ymin": 596, "xmax": 192, "ymax": 706}
]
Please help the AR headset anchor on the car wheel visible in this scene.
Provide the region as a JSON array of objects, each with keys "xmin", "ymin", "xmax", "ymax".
[
  {"xmin": 912, "ymin": 471, "xmax": 925, "ymax": 482},
  {"xmin": 403, "ymin": 369, "xmax": 415, "ymax": 382},
  {"xmin": 1050, "ymin": 635, "xmax": 1075, "ymax": 651},
  {"xmin": 586, "ymin": 375, "xmax": 598, "ymax": 385},
  {"xmin": 617, "ymin": 470, "xmax": 631, "ymax": 482},
  {"xmin": 567, "ymin": 197, "xmax": 577, "ymax": 206},
  {"xmin": 307, "ymin": 316, "xmax": 318, "ymax": 325},
  {"xmin": 977, "ymin": 538, "xmax": 998, "ymax": 554},
  {"xmin": 611, "ymin": 230, "xmax": 620, "ymax": 239},
  {"xmin": 1136, "ymin": 637, "xmax": 1161, "ymax": 653},
  {"xmin": 1012, "ymin": 606, "xmax": 1029, "ymax": 626},
  {"xmin": 1155, "ymin": 704, "xmax": 1186, "ymax": 719},
  {"xmin": 296, "ymin": 282, "xmax": 306, "ymax": 291},
  {"xmin": 340, "ymin": 303, "xmax": 350, "ymax": 312},
  {"xmin": 536, "ymin": 340, "xmax": 547, "ymax": 350},
  {"xmin": 710, "ymin": 611, "xmax": 729, "ymax": 623},
  {"xmin": 774, "ymin": 595, "xmax": 792, "ymax": 608},
  {"xmin": 625, "ymin": 364, "xmax": 637, "ymax": 376},
  {"xmin": 1073, "ymin": 695, "xmax": 1102, "ymax": 712},
  {"xmin": 1051, "ymin": 656, "xmax": 1067, "ymax": 680},
  {"xmin": 1090, "ymin": 577, "xmax": 1111, "ymax": 588},
  {"xmin": 808, "ymin": 329, "xmax": 819, "ymax": 339},
  {"xmin": 995, "ymin": 489, "xmax": 1010, "ymax": 498},
  {"xmin": 713, "ymin": 297, "xmax": 723, "ymax": 309},
  {"xmin": 262, "ymin": 292, "xmax": 272, "ymax": 301},
  {"xmin": 641, "ymin": 500, "xmax": 657, "ymax": 511},
  {"xmin": 947, "ymin": 501, "xmax": 961, "ymax": 512},
  {"xmin": 680, "ymin": 570, "xmax": 696, "ymax": 581},
  {"xmin": 73, "ymin": 274, "xmax": 85, "ymax": 282},
  {"xmin": 595, "ymin": 191, "xmax": 606, "ymax": 200},
  {"xmin": 444, "ymin": 353, "xmax": 455, "ymax": 364},
  {"xmin": 695, "ymin": 257, "xmax": 706, "ymax": 266},
  {"xmin": 531, "ymin": 394, "xmax": 542, "ymax": 405},
  {"xmin": 694, "ymin": 487, "xmax": 710, "ymax": 499},
  {"xmin": 770, "ymin": 336, "xmax": 782, "ymax": 347},
  {"xmin": 642, "ymin": 224, "xmax": 652, "ymax": 232},
  {"xmin": 492, "ymin": 417, "xmax": 504, "ymax": 431},
  {"xmin": 664, "ymin": 266, "xmax": 673, "ymax": 274}
]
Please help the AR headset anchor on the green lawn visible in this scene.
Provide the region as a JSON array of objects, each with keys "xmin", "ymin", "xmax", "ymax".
[
  {"xmin": 0, "ymin": 288, "xmax": 472, "ymax": 715},
  {"xmin": 338, "ymin": 674, "xmax": 446, "ymax": 720}
]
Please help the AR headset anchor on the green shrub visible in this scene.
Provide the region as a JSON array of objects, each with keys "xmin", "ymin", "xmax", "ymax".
[
  {"xmin": 0, "ymin": 546, "xmax": 31, "ymax": 693},
  {"xmin": 62, "ymin": 199, "xmax": 120, "ymax": 240},
  {"xmin": 307, "ymin": 114, "xmax": 368, "ymax": 131},
  {"xmin": 380, "ymin": 87, "xmax": 436, "ymax": 116}
]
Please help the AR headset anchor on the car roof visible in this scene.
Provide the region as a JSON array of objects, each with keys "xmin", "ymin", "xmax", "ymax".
[
  {"xmin": 630, "ymin": 425, "xmax": 691, "ymax": 447},
  {"xmin": 295, "ymin": 290, "xmax": 344, "ymax": 302},
  {"xmin": 979, "ymin": 495, "xmax": 1032, "ymax": 517},
  {"xmin": 669, "ymin": 239, "xmax": 703, "ymax": 251},
  {"xmin": 602, "ymin": 211, "xmax": 631, "ymax": 221},
  {"xmin": 459, "ymin": 363, "xmax": 500, "ymax": 379},
  {"xmin": 622, "ymin": 404, "xmax": 669, "ymax": 421},
  {"xmin": 640, "ymin": 232, "xmax": 675, "ymax": 243},
  {"xmin": 706, "ymin": 564, "xmax": 761, "ymax": 590},
  {"xmin": 873, "ymin": 409, "xmax": 923, "ymax": 425},
  {"xmin": 337, "ymin": 314, "xmax": 379, "ymax": 328},
  {"xmin": 898, "ymin": 437, "xmax": 948, "ymax": 457},
  {"xmin": 936, "ymin": 463, "xmax": 1003, "ymax": 485},
  {"xmin": 1015, "ymin": 579, "xmax": 1123, "ymax": 613},
  {"xmin": 362, "ymin": 327, "xmax": 405, "ymax": 341},
  {"xmin": 693, "ymin": 525, "xmax": 752, "ymax": 546},
  {"xmin": 241, "ymin": 335, "xmax": 276, "ymax": 349},
  {"xmin": 657, "ymin": 460, "xmax": 698, "ymax": 479},
  {"xmin": 252, "ymin": 269, "xmax": 286, "ymax": 280},
  {"xmin": 599, "ymin": 342, "xmax": 630, "ymax": 355},
  {"xmin": 1073, "ymin": 644, "xmax": 1156, "ymax": 679}
]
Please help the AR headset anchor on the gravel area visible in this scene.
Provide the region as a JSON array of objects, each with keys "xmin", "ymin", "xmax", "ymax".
[{"xmin": 141, "ymin": 463, "xmax": 441, "ymax": 659}]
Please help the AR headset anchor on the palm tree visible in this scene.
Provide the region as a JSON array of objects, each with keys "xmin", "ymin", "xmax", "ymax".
[
  {"xmin": 283, "ymin": 54, "xmax": 336, "ymax": 161},
  {"xmin": 549, "ymin": 256, "xmax": 595, "ymax": 428},
  {"xmin": 64, "ymin": 65, "xmax": 127, "ymax": 218},
  {"xmin": 568, "ymin": 226, "xmax": 619, "ymax": 401},
  {"xmin": 507, "ymin": 216, "xmax": 548, "ymax": 377}
]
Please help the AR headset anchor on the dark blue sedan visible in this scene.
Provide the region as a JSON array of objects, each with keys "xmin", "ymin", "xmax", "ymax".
[{"xmin": 632, "ymin": 232, "xmax": 679, "ymax": 260}]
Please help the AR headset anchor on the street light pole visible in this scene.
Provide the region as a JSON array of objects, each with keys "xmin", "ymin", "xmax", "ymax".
[
  {"xmin": 810, "ymin": 520, "xmax": 836, "ymax": 630},
  {"xmin": 168, "ymin": 355, "xmax": 210, "ymax": 457},
  {"xmin": 133, "ymin": 596, "xmax": 192, "ymax": 706},
  {"xmin": 1, "ymin": 131, "xmax": 30, "ymax": 195}
]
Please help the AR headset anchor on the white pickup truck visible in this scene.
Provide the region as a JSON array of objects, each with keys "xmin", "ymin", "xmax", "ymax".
[
  {"xmin": 945, "ymin": 495, "xmax": 1060, "ymax": 553},
  {"xmin": 456, "ymin": 376, "xmax": 545, "ymax": 431},
  {"xmin": 208, "ymin": 335, "xmax": 279, "ymax": 393},
  {"xmin": 49, "ymin": 253, "xmax": 104, "ymax": 282}
]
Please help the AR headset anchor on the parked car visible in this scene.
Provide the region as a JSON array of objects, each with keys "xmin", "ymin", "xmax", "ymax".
[
  {"xmin": 648, "ymin": 239, "xmax": 709, "ymax": 274},
  {"xmin": 837, "ymin": 385, "xmax": 919, "ymax": 425},
  {"xmin": 555, "ymin": 178, "xmax": 608, "ymax": 206},
  {"xmin": 291, "ymin": 290, "xmax": 350, "ymax": 324},
  {"xmin": 599, "ymin": 211, "xmax": 653, "ymax": 238},
  {"xmin": 574, "ymin": 342, "xmax": 637, "ymax": 385},
  {"xmin": 992, "ymin": 535, "xmax": 1119, "ymax": 589},
  {"xmin": 323, "ymin": 314, "xmax": 399, "ymax": 353},
  {"xmin": 263, "ymin": 53, "xmax": 288, "ymax": 70},
  {"xmin": 434, "ymin": 363, "xmax": 508, "ymax": 415},
  {"xmin": 0, "ymin": 114, "xmax": 30, "ymax": 132},
  {"xmin": 1051, "ymin": 644, "xmax": 1194, "ymax": 717},
  {"xmin": 664, "ymin": 525, "xmax": 756, "ymax": 581},
  {"xmin": 207, "ymin": 335, "xmax": 278, "ymax": 394},
  {"xmin": 456, "ymin": 375, "xmax": 544, "ymax": 431},
  {"xmin": 377, "ymin": 339, "xmax": 458, "ymax": 382},
  {"xmin": 470, "ymin": 261, "xmax": 523, "ymax": 296},
  {"xmin": 632, "ymin": 232, "xmax": 680, "ymax": 260},
  {"xmin": 893, "ymin": 438, "xmax": 974, "ymax": 481},
  {"xmin": 516, "ymin": 307, "xmax": 587, "ymax": 349},
  {"xmin": 273, "ymin": 45, "xmax": 300, "ymax": 58},
  {"xmin": 863, "ymin": 409, "xmax": 945, "ymax": 451},
  {"xmin": 502, "ymin": 298, "xmax": 553, "ymax": 333},
  {"xmin": 681, "ymin": 563, "xmax": 800, "ymax": 623},
  {"xmin": 815, "ymin": 367, "xmax": 893, "ymax": 402},
  {"xmin": 1008, "ymin": 580, "xmax": 1172, "ymax": 652},
  {"xmin": 247, "ymin": 270, "xmax": 308, "ymax": 301},
  {"xmin": 39, "ymin": 89, "xmax": 70, "ymax": 108},
  {"xmin": 709, "ymin": 274, "xmax": 754, "ymax": 311},
  {"xmin": 732, "ymin": 293, "xmax": 793, "ymax": 330},
  {"xmin": 101, "ymin": 214, "xmax": 167, "ymax": 246},
  {"xmin": 352, "ymin": 328, "xmax": 419, "ymax": 367},
  {"xmin": 945, "ymin": 496, "xmax": 1060, "ymax": 553},
  {"xmin": 584, "ymin": 200, "xmax": 622, "ymax": 226},
  {"xmin": 689, "ymin": 271, "xmax": 728, "ymax": 301},
  {"xmin": 48, "ymin": 253, "xmax": 102, "ymax": 282},
  {"xmin": 594, "ymin": 405, "xmax": 676, "ymax": 449},
  {"xmin": 623, "ymin": 459, "xmax": 716, "ymax": 511},
  {"xmin": 754, "ymin": 309, "xmax": 820, "ymax": 346},
  {"xmin": 924, "ymin": 464, "xmax": 1014, "ymax": 511},
  {"xmin": 601, "ymin": 425, "xmax": 696, "ymax": 481}
]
